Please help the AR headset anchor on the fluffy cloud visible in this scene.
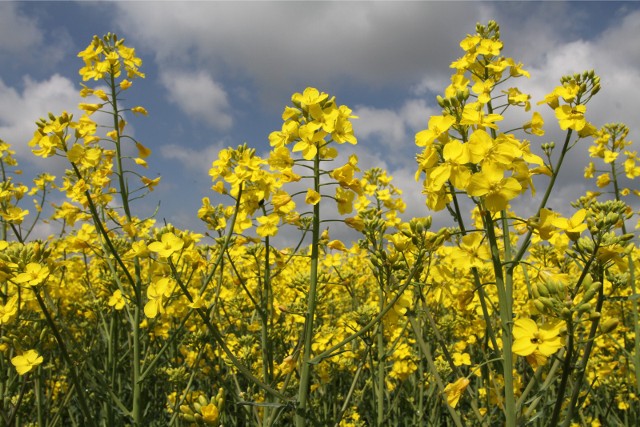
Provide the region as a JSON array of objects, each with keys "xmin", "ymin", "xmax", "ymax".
[
  {"xmin": 353, "ymin": 99, "xmax": 436, "ymax": 154},
  {"xmin": 114, "ymin": 2, "xmax": 481, "ymax": 102},
  {"xmin": 0, "ymin": 3, "xmax": 71, "ymax": 71},
  {"xmin": 160, "ymin": 70, "xmax": 233, "ymax": 130},
  {"xmin": 159, "ymin": 142, "xmax": 223, "ymax": 176},
  {"xmin": 0, "ymin": 3, "xmax": 43, "ymax": 55}
]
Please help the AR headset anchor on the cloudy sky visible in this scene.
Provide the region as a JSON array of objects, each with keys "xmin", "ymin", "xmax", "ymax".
[{"xmin": 2, "ymin": 1, "xmax": 639, "ymax": 244}]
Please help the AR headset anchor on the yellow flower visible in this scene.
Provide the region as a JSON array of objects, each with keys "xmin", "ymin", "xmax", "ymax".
[
  {"xmin": 555, "ymin": 105, "xmax": 587, "ymax": 131},
  {"xmin": 11, "ymin": 349, "xmax": 44, "ymax": 375},
  {"xmin": 144, "ymin": 277, "xmax": 174, "ymax": 318},
  {"xmin": 513, "ymin": 318, "xmax": 564, "ymax": 365},
  {"xmin": 293, "ymin": 122, "xmax": 324, "ymax": 160},
  {"xmin": 443, "ymin": 377, "xmax": 470, "ymax": 408},
  {"xmin": 523, "ymin": 111, "xmax": 544, "ymax": 136},
  {"xmin": 148, "ymin": 232, "xmax": 185, "ymax": 258},
  {"xmin": 292, "ymin": 87, "xmax": 328, "ymax": 109},
  {"xmin": 467, "ymin": 163, "xmax": 521, "ymax": 211},
  {"xmin": 0, "ymin": 206, "xmax": 29, "ymax": 224},
  {"xmin": 108, "ymin": 290, "xmax": 126, "ymax": 310},
  {"xmin": 551, "ymin": 209, "xmax": 588, "ymax": 241},
  {"xmin": 305, "ymin": 189, "xmax": 321, "ymax": 205},
  {"xmin": 131, "ymin": 106, "xmax": 148, "ymax": 116},
  {"xmin": 256, "ymin": 214, "xmax": 279, "ymax": 237},
  {"xmin": 429, "ymin": 140, "xmax": 471, "ymax": 191},
  {"xmin": 0, "ymin": 295, "xmax": 19, "ymax": 325},
  {"xmin": 595, "ymin": 173, "xmax": 610, "ymax": 188},
  {"xmin": 415, "ymin": 115, "xmax": 455, "ymax": 147},
  {"xmin": 450, "ymin": 232, "xmax": 491, "ymax": 270},
  {"xmin": 453, "ymin": 352, "xmax": 471, "ymax": 366},
  {"xmin": 13, "ymin": 262, "xmax": 50, "ymax": 287},
  {"xmin": 335, "ymin": 187, "xmax": 355, "ymax": 215},
  {"xmin": 200, "ymin": 403, "xmax": 219, "ymax": 424},
  {"xmin": 327, "ymin": 240, "xmax": 348, "ymax": 251}
]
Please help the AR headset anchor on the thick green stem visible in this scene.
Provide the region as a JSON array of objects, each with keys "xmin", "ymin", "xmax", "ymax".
[
  {"xmin": 483, "ymin": 211, "xmax": 515, "ymax": 426},
  {"xmin": 296, "ymin": 153, "xmax": 321, "ymax": 427}
]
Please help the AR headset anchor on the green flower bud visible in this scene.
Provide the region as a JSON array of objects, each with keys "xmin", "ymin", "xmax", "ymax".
[
  {"xmin": 533, "ymin": 299, "xmax": 546, "ymax": 313},
  {"xmin": 198, "ymin": 395, "xmax": 208, "ymax": 407},
  {"xmin": 537, "ymin": 282, "xmax": 550, "ymax": 297},
  {"xmin": 531, "ymin": 284, "xmax": 541, "ymax": 299},
  {"xmin": 600, "ymin": 318, "xmax": 619, "ymax": 334}
]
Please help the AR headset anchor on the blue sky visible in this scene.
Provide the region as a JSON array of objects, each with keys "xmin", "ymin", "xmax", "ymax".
[{"xmin": 2, "ymin": 1, "xmax": 639, "ymax": 244}]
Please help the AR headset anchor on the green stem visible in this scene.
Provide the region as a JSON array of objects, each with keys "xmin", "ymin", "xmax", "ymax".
[
  {"xmin": 109, "ymin": 68, "xmax": 132, "ymax": 221},
  {"xmin": 408, "ymin": 316, "xmax": 464, "ymax": 427},
  {"xmin": 295, "ymin": 152, "xmax": 322, "ymax": 427},
  {"xmin": 376, "ymin": 285, "xmax": 385, "ymax": 426},
  {"xmin": 510, "ymin": 128, "xmax": 574, "ymax": 271},
  {"xmin": 309, "ymin": 250, "xmax": 425, "ymax": 365},
  {"xmin": 549, "ymin": 320, "xmax": 574, "ymax": 426},
  {"xmin": 561, "ymin": 268, "xmax": 606, "ymax": 426},
  {"xmin": 261, "ymin": 235, "xmax": 273, "ymax": 426},
  {"xmin": 483, "ymin": 211, "xmax": 515, "ymax": 426},
  {"xmin": 32, "ymin": 288, "xmax": 95, "ymax": 425}
]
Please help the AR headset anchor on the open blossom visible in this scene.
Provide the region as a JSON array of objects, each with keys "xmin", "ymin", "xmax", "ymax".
[
  {"xmin": 11, "ymin": 349, "xmax": 44, "ymax": 375},
  {"xmin": 148, "ymin": 232, "xmax": 184, "ymax": 258},
  {"xmin": 513, "ymin": 318, "xmax": 564, "ymax": 366},
  {"xmin": 443, "ymin": 377, "xmax": 470, "ymax": 408},
  {"xmin": 13, "ymin": 262, "xmax": 50, "ymax": 287}
]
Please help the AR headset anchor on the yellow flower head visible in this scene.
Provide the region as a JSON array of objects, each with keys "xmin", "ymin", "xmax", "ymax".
[{"xmin": 11, "ymin": 349, "xmax": 44, "ymax": 375}]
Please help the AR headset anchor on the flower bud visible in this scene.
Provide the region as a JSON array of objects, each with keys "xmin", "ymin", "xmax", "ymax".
[
  {"xmin": 531, "ymin": 284, "xmax": 541, "ymax": 299},
  {"xmin": 533, "ymin": 299, "xmax": 546, "ymax": 313},
  {"xmin": 600, "ymin": 318, "xmax": 619, "ymax": 334},
  {"xmin": 581, "ymin": 281, "xmax": 601, "ymax": 303},
  {"xmin": 588, "ymin": 310, "xmax": 601, "ymax": 321},
  {"xmin": 198, "ymin": 395, "xmax": 208, "ymax": 407}
]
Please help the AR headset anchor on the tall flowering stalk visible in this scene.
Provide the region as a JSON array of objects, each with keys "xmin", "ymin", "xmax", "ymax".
[
  {"xmin": 28, "ymin": 33, "xmax": 155, "ymax": 425},
  {"xmin": 414, "ymin": 21, "xmax": 604, "ymax": 426}
]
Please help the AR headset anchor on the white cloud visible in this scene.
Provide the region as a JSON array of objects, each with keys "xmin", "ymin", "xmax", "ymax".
[
  {"xmin": 159, "ymin": 142, "xmax": 224, "ymax": 176},
  {"xmin": 160, "ymin": 70, "xmax": 233, "ymax": 130},
  {"xmin": 353, "ymin": 99, "xmax": 436, "ymax": 151},
  {"xmin": 0, "ymin": 3, "xmax": 43, "ymax": 55},
  {"xmin": 0, "ymin": 3, "xmax": 71, "ymax": 69},
  {"xmin": 114, "ymin": 2, "xmax": 482, "ymax": 102}
]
